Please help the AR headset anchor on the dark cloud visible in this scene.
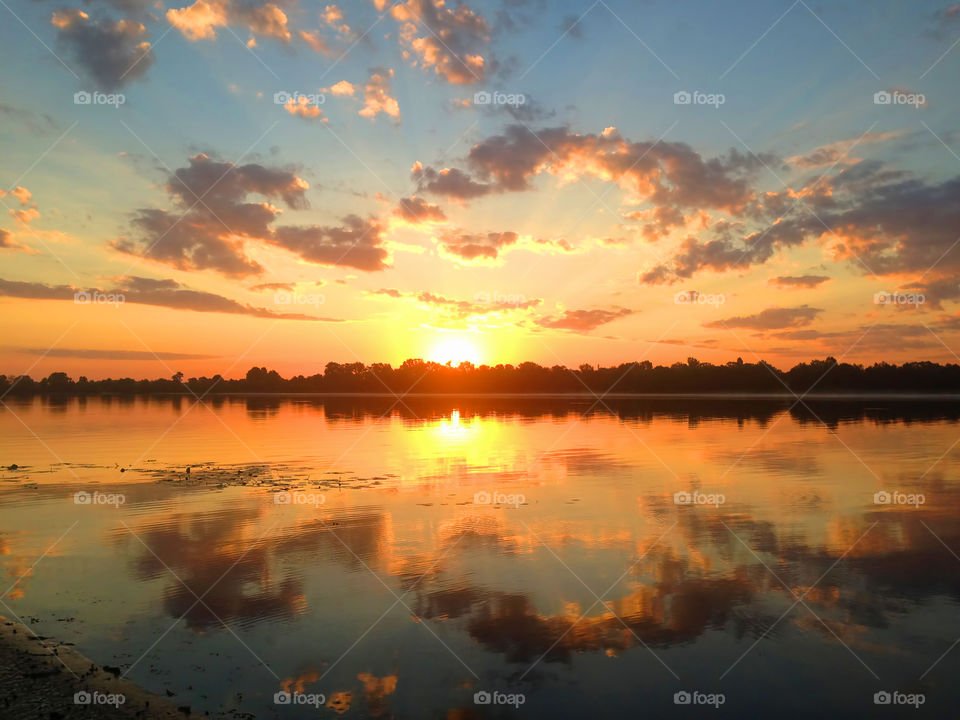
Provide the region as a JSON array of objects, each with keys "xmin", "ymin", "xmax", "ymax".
[
  {"xmin": 536, "ymin": 307, "xmax": 634, "ymax": 333},
  {"xmin": 0, "ymin": 102, "xmax": 59, "ymax": 134},
  {"xmin": 115, "ymin": 154, "xmax": 385, "ymax": 276},
  {"xmin": 439, "ymin": 230, "xmax": 517, "ymax": 260},
  {"xmin": 414, "ymin": 126, "xmax": 774, "ymax": 216},
  {"xmin": 394, "ymin": 196, "xmax": 446, "ymax": 224},
  {"xmin": 0, "ymin": 276, "xmax": 337, "ymax": 320},
  {"xmin": 268, "ymin": 215, "xmax": 388, "ymax": 272},
  {"xmin": 52, "ymin": 9, "xmax": 154, "ymax": 89},
  {"xmin": 0, "ymin": 229, "xmax": 13, "ymax": 248},
  {"xmin": 705, "ymin": 305, "xmax": 822, "ymax": 331},
  {"xmin": 384, "ymin": 0, "xmax": 492, "ymax": 84},
  {"xmin": 643, "ymin": 161, "xmax": 960, "ymax": 288},
  {"xmin": 411, "ymin": 162, "xmax": 492, "ymax": 200},
  {"xmin": 770, "ymin": 274, "xmax": 831, "ymax": 289},
  {"xmin": 558, "ymin": 12, "xmax": 585, "ymax": 39}
]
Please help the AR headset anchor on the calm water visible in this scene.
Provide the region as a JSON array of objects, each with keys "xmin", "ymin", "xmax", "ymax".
[{"xmin": 1, "ymin": 396, "xmax": 959, "ymax": 718}]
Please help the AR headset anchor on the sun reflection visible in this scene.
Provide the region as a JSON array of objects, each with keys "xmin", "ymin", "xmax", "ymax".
[{"xmin": 435, "ymin": 409, "xmax": 473, "ymax": 442}]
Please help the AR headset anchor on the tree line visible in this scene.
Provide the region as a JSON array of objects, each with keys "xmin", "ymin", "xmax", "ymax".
[{"xmin": 3, "ymin": 357, "xmax": 960, "ymax": 396}]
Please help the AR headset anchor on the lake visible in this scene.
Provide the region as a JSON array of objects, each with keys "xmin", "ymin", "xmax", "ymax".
[{"xmin": 1, "ymin": 395, "xmax": 958, "ymax": 717}]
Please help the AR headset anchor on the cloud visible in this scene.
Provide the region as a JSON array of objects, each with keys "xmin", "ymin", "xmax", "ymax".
[
  {"xmin": 52, "ymin": 9, "xmax": 153, "ymax": 89},
  {"xmin": 299, "ymin": 29, "xmax": 334, "ymax": 55},
  {"xmin": 641, "ymin": 160, "xmax": 960, "ymax": 288},
  {"xmin": 394, "ymin": 196, "xmax": 446, "ymax": 224},
  {"xmin": 371, "ymin": 287, "xmax": 540, "ymax": 321},
  {"xmin": 248, "ymin": 281, "xmax": 294, "ymax": 292},
  {"xmin": 704, "ymin": 305, "xmax": 822, "ymax": 330},
  {"xmin": 358, "ymin": 67, "xmax": 400, "ymax": 121},
  {"xmin": 268, "ymin": 215, "xmax": 389, "ymax": 271},
  {"xmin": 324, "ymin": 80, "xmax": 355, "ymax": 96},
  {"xmin": 438, "ymin": 230, "xmax": 517, "ymax": 261},
  {"xmin": 411, "ymin": 162, "xmax": 491, "ymax": 200},
  {"xmin": 17, "ymin": 348, "xmax": 218, "ymax": 360},
  {"xmin": 384, "ymin": 0, "xmax": 491, "ymax": 85},
  {"xmin": 0, "ymin": 276, "xmax": 337, "ymax": 320},
  {"xmin": 535, "ymin": 307, "xmax": 634, "ymax": 333},
  {"xmin": 0, "ymin": 102, "xmax": 59, "ymax": 135},
  {"xmin": 167, "ymin": 0, "xmax": 291, "ymax": 42},
  {"xmin": 769, "ymin": 274, "xmax": 831, "ymax": 288},
  {"xmin": 787, "ymin": 130, "xmax": 907, "ymax": 169},
  {"xmin": 113, "ymin": 153, "xmax": 310, "ymax": 276},
  {"xmin": 413, "ymin": 125, "xmax": 774, "ymax": 216},
  {"xmin": 0, "ymin": 187, "xmax": 32, "ymax": 206},
  {"xmin": 284, "ymin": 96, "xmax": 326, "ymax": 122},
  {"xmin": 0, "ymin": 186, "xmax": 40, "ymax": 225},
  {"xmin": 0, "ymin": 229, "xmax": 15, "ymax": 248},
  {"xmin": 558, "ymin": 12, "xmax": 585, "ymax": 39}
]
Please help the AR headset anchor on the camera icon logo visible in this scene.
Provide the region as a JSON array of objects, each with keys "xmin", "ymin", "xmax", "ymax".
[
  {"xmin": 874, "ymin": 691, "xmax": 891, "ymax": 705},
  {"xmin": 673, "ymin": 90, "xmax": 692, "ymax": 105},
  {"xmin": 274, "ymin": 492, "xmax": 292, "ymax": 505},
  {"xmin": 74, "ymin": 91, "xmax": 92, "ymax": 105},
  {"xmin": 474, "ymin": 491, "xmax": 492, "ymax": 505},
  {"xmin": 873, "ymin": 491, "xmax": 891, "ymax": 505},
  {"xmin": 474, "ymin": 691, "xmax": 491, "ymax": 705},
  {"xmin": 674, "ymin": 690, "xmax": 692, "ymax": 704},
  {"xmin": 74, "ymin": 491, "xmax": 91, "ymax": 504},
  {"xmin": 274, "ymin": 91, "xmax": 292, "ymax": 105},
  {"xmin": 473, "ymin": 91, "xmax": 492, "ymax": 105},
  {"xmin": 673, "ymin": 491, "xmax": 692, "ymax": 505},
  {"xmin": 74, "ymin": 290, "xmax": 91, "ymax": 304},
  {"xmin": 873, "ymin": 291, "xmax": 890, "ymax": 304},
  {"xmin": 474, "ymin": 291, "xmax": 491, "ymax": 304},
  {"xmin": 274, "ymin": 691, "xmax": 292, "ymax": 704},
  {"xmin": 74, "ymin": 691, "xmax": 92, "ymax": 704},
  {"xmin": 873, "ymin": 91, "xmax": 891, "ymax": 105}
]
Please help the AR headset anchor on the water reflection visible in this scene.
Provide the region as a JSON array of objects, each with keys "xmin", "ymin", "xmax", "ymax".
[{"xmin": 0, "ymin": 399, "xmax": 959, "ymax": 716}]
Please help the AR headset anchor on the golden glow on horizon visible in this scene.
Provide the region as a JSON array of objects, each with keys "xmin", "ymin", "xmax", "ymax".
[{"xmin": 427, "ymin": 335, "xmax": 482, "ymax": 367}]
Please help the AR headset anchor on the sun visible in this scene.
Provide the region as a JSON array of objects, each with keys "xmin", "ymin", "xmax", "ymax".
[{"xmin": 428, "ymin": 335, "xmax": 483, "ymax": 366}]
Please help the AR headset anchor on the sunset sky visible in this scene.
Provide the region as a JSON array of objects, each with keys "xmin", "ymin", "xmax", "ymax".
[{"xmin": 2, "ymin": 0, "xmax": 960, "ymax": 379}]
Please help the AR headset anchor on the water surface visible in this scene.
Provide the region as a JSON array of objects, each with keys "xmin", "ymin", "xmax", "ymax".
[{"xmin": 1, "ymin": 396, "xmax": 958, "ymax": 717}]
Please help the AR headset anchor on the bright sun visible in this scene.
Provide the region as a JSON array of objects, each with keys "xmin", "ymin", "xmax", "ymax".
[{"xmin": 428, "ymin": 336, "xmax": 482, "ymax": 366}]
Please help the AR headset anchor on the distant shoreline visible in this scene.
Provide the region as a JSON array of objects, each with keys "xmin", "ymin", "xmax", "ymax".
[{"xmin": 7, "ymin": 391, "xmax": 960, "ymax": 400}]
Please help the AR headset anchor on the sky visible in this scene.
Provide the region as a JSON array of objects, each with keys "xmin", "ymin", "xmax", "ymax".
[{"xmin": 2, "ymin": 0, "xmax": 960, "ymax": 379}]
